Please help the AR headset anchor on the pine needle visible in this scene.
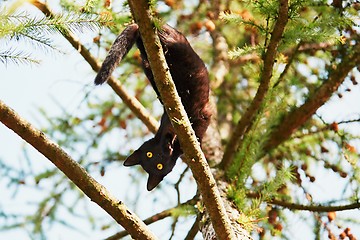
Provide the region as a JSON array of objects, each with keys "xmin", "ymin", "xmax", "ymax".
[
  {"xmin": 0, "ymin": 48, "xmax": 40, "ymax": 65},
  {"xmin": 0, "ymin": 5, "xmax": 111, "ymax": 66}
]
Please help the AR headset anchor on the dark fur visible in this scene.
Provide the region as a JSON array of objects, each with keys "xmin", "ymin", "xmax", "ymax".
[{"xmin": 95, "ymin": 23, "xmax": 212, "ymax": 190}]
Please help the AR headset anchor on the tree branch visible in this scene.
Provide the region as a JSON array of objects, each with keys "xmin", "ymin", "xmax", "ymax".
[
  {"xmin": 31, "ymin": 0, "xmax": 159, "ymax": 133},
  {"xmin": 247, "ymin": 192, "xmax": 360, "ymax": 212},
  {"xmin": 264, "ymin": 44, "xmax": 360, "ymax": 152},
  {"xmin": 269, "ymin": 199, "xmax": 360, "ymax": 212},
  {"xmin": 127, "ymin": 0, "xmax": 238, "ymax": 239},
  {"xmin": 220, "ymin": 0, "xmax": 289, "ymax": 170},
  {"xmin": 184, "ymin": 215, "xmax": 201, "ymax": 240},
  {"xmin": 0, "ymin": 100, "xmax": 157, "ymax": 240},
  {"xmin": 104, "ymin": 197, "xmax": 198, "ymax": 240}
]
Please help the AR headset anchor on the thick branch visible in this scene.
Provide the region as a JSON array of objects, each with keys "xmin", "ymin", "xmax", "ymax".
[
  {"xmin": 264, "ymin": 45, "xmax": 360, "ymax": 152},
  {"xmin": 220, "ymin": 0, "xmax": 289, "ymax": 170},
  {"xmin": 32, "ymin": 0, "xmax": 159, "ymax": 133},
  {"xmin": 127, "ymin": 1, "xmax": 237, "ymax": 239},
  {"xmin": 0, "ymin": 100, "xmax": 157, "ymax": 240}
]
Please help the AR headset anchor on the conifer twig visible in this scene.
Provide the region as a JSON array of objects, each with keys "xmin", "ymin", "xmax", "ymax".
[
  {"xmin": 0, "ymin": 100, "xmax": 157, "ymax": 240},
  {"xmin": 0, "ymin": 49, "xmax": 40, "ymax": 65},
  {"xmin": 273, "ymin": 42, "xmax": 301, "ymax": 88},
  {"xmin": 230, "ymin": 42, "xmax": 335, "ymax": 66},
  {"xmin": 247, "ymin": 192, "xmax": 360, "ymax": 212},
  {"xmin": 269, "ymin": 199, "xmax": 360, "ymax": 212},
  {"xmin": 220, "ymin": 0, "xmax": 289, "ymax": 170},
  {"xmin": 31, "ymin": 0, "xmax": 159, "ymax": 133},
  {"xmin": 127, "ymin": 0, "xmax": 238, "ymax": 239}
]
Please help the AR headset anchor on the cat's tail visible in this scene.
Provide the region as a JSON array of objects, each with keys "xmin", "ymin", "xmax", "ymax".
[{"xmin": 94, "ymin": 24, "xmax": 139, "ymax": 85}]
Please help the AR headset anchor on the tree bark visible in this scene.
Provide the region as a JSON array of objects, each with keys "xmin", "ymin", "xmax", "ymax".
[{"xmin": 127, "ymin": 0, "xmax": 244, "ymax": 239}]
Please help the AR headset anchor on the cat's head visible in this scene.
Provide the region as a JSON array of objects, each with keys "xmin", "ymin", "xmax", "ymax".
[{"xmin": 124, "ymin": 137, "xmax": 177, "ymax": 191}]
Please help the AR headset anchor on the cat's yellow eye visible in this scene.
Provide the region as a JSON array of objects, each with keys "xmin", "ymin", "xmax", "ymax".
[
  {"xmin": 146, "ymin": 152, "xmax": 153, "ymax": 158},
  {"xmin": 157, "ymin": 163, "xmax": 163, "ymax": 170}
]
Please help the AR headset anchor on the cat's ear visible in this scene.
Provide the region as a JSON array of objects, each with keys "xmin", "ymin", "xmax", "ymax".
[
  {"xmin": 124, "ymin": 150, "xmax": 141, "ymax": 166},
  {"xmin": 147, "ymin": 174, "xmax": 164, "ymax": 191}
]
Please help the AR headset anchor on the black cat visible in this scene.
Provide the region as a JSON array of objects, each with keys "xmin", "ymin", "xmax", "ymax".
[{"xmin": 95, "ymin": 23, "xmax": 211, "ymax": 190}]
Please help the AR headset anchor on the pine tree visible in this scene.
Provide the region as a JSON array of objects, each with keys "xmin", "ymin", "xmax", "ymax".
[{"xmin": 1, "ymin": 0, "xmax": 360, "ymax": 239}]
